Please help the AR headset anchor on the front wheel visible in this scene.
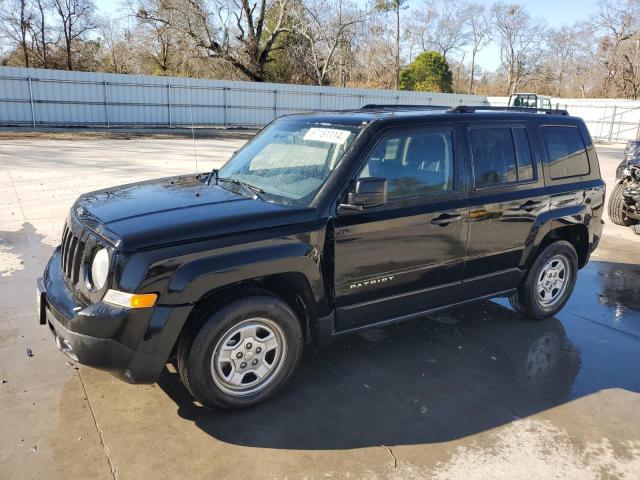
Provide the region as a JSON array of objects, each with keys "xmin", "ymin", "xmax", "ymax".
[
  {"xmin": 177, "ymin": 295, "xmax": 303, "ymax": 409},
  {"xmin": 608, "ymin": 182, "xmax": 637, "ymax": 226},
  {"xmin": 510, "ymin": 241, "xmax": 578, "ymax": 321}
]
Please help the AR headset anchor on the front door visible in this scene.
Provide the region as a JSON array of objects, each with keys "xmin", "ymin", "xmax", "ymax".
[{"xmin": 332, "ymin": 125, "xmax": 469, "ymax": 332}]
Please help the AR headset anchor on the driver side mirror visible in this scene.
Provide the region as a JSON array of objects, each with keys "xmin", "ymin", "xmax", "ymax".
[{"xmin": 339, "ymin": 177, "xmax": 387, "ymax": 212}]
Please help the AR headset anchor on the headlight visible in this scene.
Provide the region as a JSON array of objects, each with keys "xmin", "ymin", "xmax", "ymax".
[{"xmin": 90, "ymin": 248, "xmax": 110, "ymax": 290}]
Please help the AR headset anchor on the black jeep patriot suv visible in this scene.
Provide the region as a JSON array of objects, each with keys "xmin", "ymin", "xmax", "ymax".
[{"xmin": 37, "ymin": 105, "xmax": 605, "ymax": 408}]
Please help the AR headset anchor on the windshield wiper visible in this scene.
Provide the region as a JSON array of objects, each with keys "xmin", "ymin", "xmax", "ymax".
[{"xmin": 218, "ymin": 177, "xmax": 265, "ymax": 200}]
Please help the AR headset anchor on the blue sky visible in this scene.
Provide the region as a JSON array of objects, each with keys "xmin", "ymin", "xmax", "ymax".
[
  {"xmin": 94, "ymin": 0, "xmax": 603, "ymax": 72},
  {"xmin": 472, "ymin": 0, "xmax": 602, "ymax": 71}
]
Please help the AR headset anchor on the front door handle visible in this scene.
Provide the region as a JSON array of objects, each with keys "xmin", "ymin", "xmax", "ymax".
[
  {"xmin": 518, "ymin": 200, "xmax": 542, "ymax": 212},
  {"xmin": 431, "ymin": 213, "xmax": 461, "ymax": 226}
]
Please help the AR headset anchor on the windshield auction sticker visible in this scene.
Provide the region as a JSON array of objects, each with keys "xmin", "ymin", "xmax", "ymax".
[{"xmin": 303, "ymin": 128, "xmax": 351, "ymax": 144}]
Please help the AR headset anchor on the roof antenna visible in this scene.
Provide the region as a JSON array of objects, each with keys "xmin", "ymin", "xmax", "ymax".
[{"xmin": 187, "ymin": 76, "xmax": 200, "ymax": 196}]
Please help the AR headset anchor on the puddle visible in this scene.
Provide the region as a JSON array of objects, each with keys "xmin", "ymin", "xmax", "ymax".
[
  {"xmin": 564, "ymin": 261, "xmax": 640, "ymax": 339},
  {"xmin": 0, "ymin": 223, "xmax": 47, "ymax": 277},
  {"xmin": 0, "ymin": 242, "xmax": 24, "ymax": 276}
]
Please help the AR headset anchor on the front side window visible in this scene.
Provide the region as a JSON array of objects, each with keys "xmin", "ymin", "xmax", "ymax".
[
  {"xmin": 218, "ymin": 119, "xmax": 361, "ymax": 205},
  {"xmin": 358, "ymin": 130, "xmax": 455, "ymax": 198},
  {"xmin": 541, "ymin": 126, "xmax": 590, "ymax": 179},
  {"xmin": 470, "ymin": 127, "xmax": 535, "ymax": 188}
]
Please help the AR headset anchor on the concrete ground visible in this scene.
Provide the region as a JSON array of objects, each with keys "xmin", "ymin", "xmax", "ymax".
[{"xmin": 1, "ymin": 137, "xmax": 639, "ymax": 479}]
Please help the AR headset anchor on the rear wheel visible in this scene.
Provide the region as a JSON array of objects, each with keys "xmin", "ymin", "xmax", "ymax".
[
  {"xmin": 608, "ymin": 182, "xmax": 637, "ymax": 226},
  {"xmin": 510, "ymin": 241, "xmax": 578, "ymax": 321},
  {"xmin": 177, "ymin": 295, "xmax": 303, "ymax": 409}
]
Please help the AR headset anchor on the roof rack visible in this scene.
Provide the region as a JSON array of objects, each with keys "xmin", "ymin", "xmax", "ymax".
[
  {"xmin": 448, "ymin": 105, "xmax": 569, "ymax": 115},
  {"xmin": 360, "ymin": 104, "xmax": 451, "ymax": 111}
]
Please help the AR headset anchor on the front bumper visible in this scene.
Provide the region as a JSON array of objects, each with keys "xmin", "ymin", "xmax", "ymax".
[{"xmin": 39, "ymin": 249, "xmax": 192, "ymax": 383}]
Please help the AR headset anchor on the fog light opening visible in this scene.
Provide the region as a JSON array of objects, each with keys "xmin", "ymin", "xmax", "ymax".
[{"xmin": 55, "ymin": 335, "xmax": 78, "ymax": 362}]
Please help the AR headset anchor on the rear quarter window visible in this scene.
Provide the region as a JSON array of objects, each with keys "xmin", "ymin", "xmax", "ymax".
[{"xmin": 541, "ymin": 125, "xmax": 590, "ymax": 179}]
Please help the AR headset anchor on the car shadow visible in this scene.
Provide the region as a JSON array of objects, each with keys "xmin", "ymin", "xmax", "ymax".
[{"xmin": 158, "ymin": 300, "xmax": 594, "ymax": 449}]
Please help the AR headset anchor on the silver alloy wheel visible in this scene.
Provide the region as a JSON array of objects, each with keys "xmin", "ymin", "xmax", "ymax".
[
  {"xmin": 210, "ymin": 318, "xmax": 287, "ymax": 397},
  {"xmin": 536, "ymin": 254, "xmax": 570, "ymax": 308}
]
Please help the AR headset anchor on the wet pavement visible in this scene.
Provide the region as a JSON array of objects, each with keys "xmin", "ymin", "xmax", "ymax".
[{"xmin": 1, "ymin": 138, "xmax": 639, "ymax": 479}]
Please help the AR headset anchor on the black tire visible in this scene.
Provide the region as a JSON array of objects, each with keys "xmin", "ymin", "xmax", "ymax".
[
  {"xmin": 509, "ymin": 240, "xmax": 578, "ymax": 321},
  {"xmin": 177, "ymin": 295, "xmax": 303, "ymax": 409},
  {"xmin": 608, "ymin": 182, "xmax": 637, "ymax": 226}
]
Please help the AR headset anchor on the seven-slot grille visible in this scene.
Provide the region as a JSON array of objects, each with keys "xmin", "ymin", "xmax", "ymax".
[{"xmin": 60, "ymin": 219, "xmax": 101, "ymax": 293}]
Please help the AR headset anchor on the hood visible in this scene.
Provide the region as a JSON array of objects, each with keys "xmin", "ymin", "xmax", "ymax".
[{"xmin": 72, "ymin": 175, "xmax": 316, "ymax": 251}]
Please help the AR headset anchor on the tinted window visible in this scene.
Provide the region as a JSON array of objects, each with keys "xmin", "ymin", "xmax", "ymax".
[
  {"xmin": 513, "ymin": 128, "xmax": 534, "ymax": 181},
  {"xmin": 513, "ymin": 95, "xmax": 536, "ymax": 107},
  {"xmin": 542, "ymin": 126, "xmax": 589, "ymax": 179},
  {"xmin": 470, "ymin": 127, "xmax": 536, "ymax": 188},
  {"xmin": 359, "ymin": 130, "xmax": 454, "ymax": 198}
]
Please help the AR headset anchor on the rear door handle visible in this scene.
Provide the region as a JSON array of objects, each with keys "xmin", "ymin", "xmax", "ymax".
[
  {"xmin": 518, "ymin": 200, "xmax": 542, "ymax": 211},
  {"xmin": 431, "ymin": 213, "xmax": 461, "ymax": 226}
]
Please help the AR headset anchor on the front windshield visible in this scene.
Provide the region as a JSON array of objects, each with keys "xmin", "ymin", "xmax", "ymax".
[{"xmin": 218, "ymin": 119, "xmax": 361, "ymax": 205}]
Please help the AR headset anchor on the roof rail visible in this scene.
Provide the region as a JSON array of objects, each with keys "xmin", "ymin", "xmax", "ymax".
[
  {"xmin": 448, "ymin": 105, "xmax": 569, "ymax": 115},
  {"xmin": 360, "ymin": 104, "xmax": 451, "ymax": 110}
]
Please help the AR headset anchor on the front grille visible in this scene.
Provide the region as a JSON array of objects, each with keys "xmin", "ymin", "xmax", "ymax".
[
  {"xmin": 60, "ymin": 217, "xmax": 102, "ymax": 301},
  {"xmin": 61, "ymin": 223, "xmax": 85, "ymax": 285}
]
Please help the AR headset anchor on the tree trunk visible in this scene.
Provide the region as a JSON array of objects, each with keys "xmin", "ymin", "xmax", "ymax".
[
  {"xmin": 20, "ymin": 0, "xmax": 29, "ymax": 67},
  {"xmin": 22, "ymin": 41, "xmax": 30, "ymax": 67},
  {"xmin": 468, "ymin": 51, "xmax": 476, "ymax": 94},
  {"xmin": 66, "ymin": 39, "xmax": 72, "ymax": 70},
  {"xmin": 37, "ymin": 0, "xmax": 47, "ymax": 67},
  {"xmin": 395, "ymin": 6, "xmax": 400, "ymax": 90}
]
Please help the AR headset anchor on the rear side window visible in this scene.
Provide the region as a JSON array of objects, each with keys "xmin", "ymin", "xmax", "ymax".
[
  {"xmin": 469, "ymin": 127, "xmax": 535, "ymax": 188},
  {"xmin": 541, "ymin": 126, "xmax": 590, "ymax": 179}
]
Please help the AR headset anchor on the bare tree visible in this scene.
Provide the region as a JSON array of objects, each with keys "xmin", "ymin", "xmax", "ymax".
[
  {"xmin": 100, "ymin": 15, "xmax": 139, "ymax": 73},
  {"xmin": 465, "ymin": 2, "xmax": 491, "ymax": 93},
  {"xmin": 429, "ymin": 0, "xmax": 471, "ymax": 60},
  {"xmin": 622, "ymin": 37, "xmax": 640, "ymax": 99},
  {"xmin": 492, "ymin": 2, "xmax": 546, "ymax": 94},
  {"xmin": 0, "ymin": 0, "xmax": 34, "ymax": 67},
  {"xmin": 29, "ymin": 0, "xmax": 56, "ymax": 68},
  {"xmin": 292, "ymin": 0, "xmax": 367, "ymax": 85},
  {"xmin": 148, "ymin": 26, "xmax": 182, "ymax": 74},
  {"xmin": 546, "ymin": 26, "xmax": 579, "ymax": 97},
  {"xmin": 136, "ymin": 0, "xmax": 294, "ymax": 82},
  {"xmin": 408, "ymin": 0, "xmax": 472, "ymax": 63},
  {"xmin": 348, "ymin": 13, "xmax": 396, "ymax": 88},
  {"xmin": 52, "ymin": 0, "xmax": 98, "ymax": 70},
  {"xmin": 406, "ymin": 1, "xmax": 436, "ymax": 56},
  {"xmin": 591, "ymin": 0, "xmax": 637, "ymax": 96}
]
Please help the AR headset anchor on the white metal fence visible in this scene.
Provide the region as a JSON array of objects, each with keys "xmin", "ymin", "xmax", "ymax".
[
  {"xmin": 488, "ymin": 96, "xmax": 640, "ymax": 142},
  {"xmin": 1, "ymin": 67, "xmax": 639, "ymax": 142},
  {"xmin": 554, "ymin": 99, "xmax": 640, "ymax": 142},
  {"xmin": 0, "ymin": 66, "xmax": 488, "ymax": 128}
]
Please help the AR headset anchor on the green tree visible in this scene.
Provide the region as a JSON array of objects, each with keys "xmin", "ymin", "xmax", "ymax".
[{"xmin": 399, "ymin": 51, "xmax": 453, "ymax": 92}]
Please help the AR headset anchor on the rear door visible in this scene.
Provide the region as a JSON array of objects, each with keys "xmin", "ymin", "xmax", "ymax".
[
  {"xmin": 331, "ymin": 124, "xmax": 469, "ymax": 332},
  {"xmin": 463, "ymin": 122, "xmax": 547, "ymax": 295}
]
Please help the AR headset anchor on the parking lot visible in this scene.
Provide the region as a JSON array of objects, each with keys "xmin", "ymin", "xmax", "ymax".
[{"xmin": 1, "ymin": 136, "xmax": 639, "ymax": 479}]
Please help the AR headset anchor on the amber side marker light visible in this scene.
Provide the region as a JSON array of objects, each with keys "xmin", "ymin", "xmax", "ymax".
[{"xmin": 103, "ymin": 290, "xmax": 158, "ymax": 309}]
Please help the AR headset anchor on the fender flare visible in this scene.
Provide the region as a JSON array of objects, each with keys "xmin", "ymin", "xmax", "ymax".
[
  {"xmin": 161, "ymin": 242, "xmax": 327, "ymax": 309},
  {"xmin": 521, "ymin": 203, "xmax": 591, "ymax": 268}
]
